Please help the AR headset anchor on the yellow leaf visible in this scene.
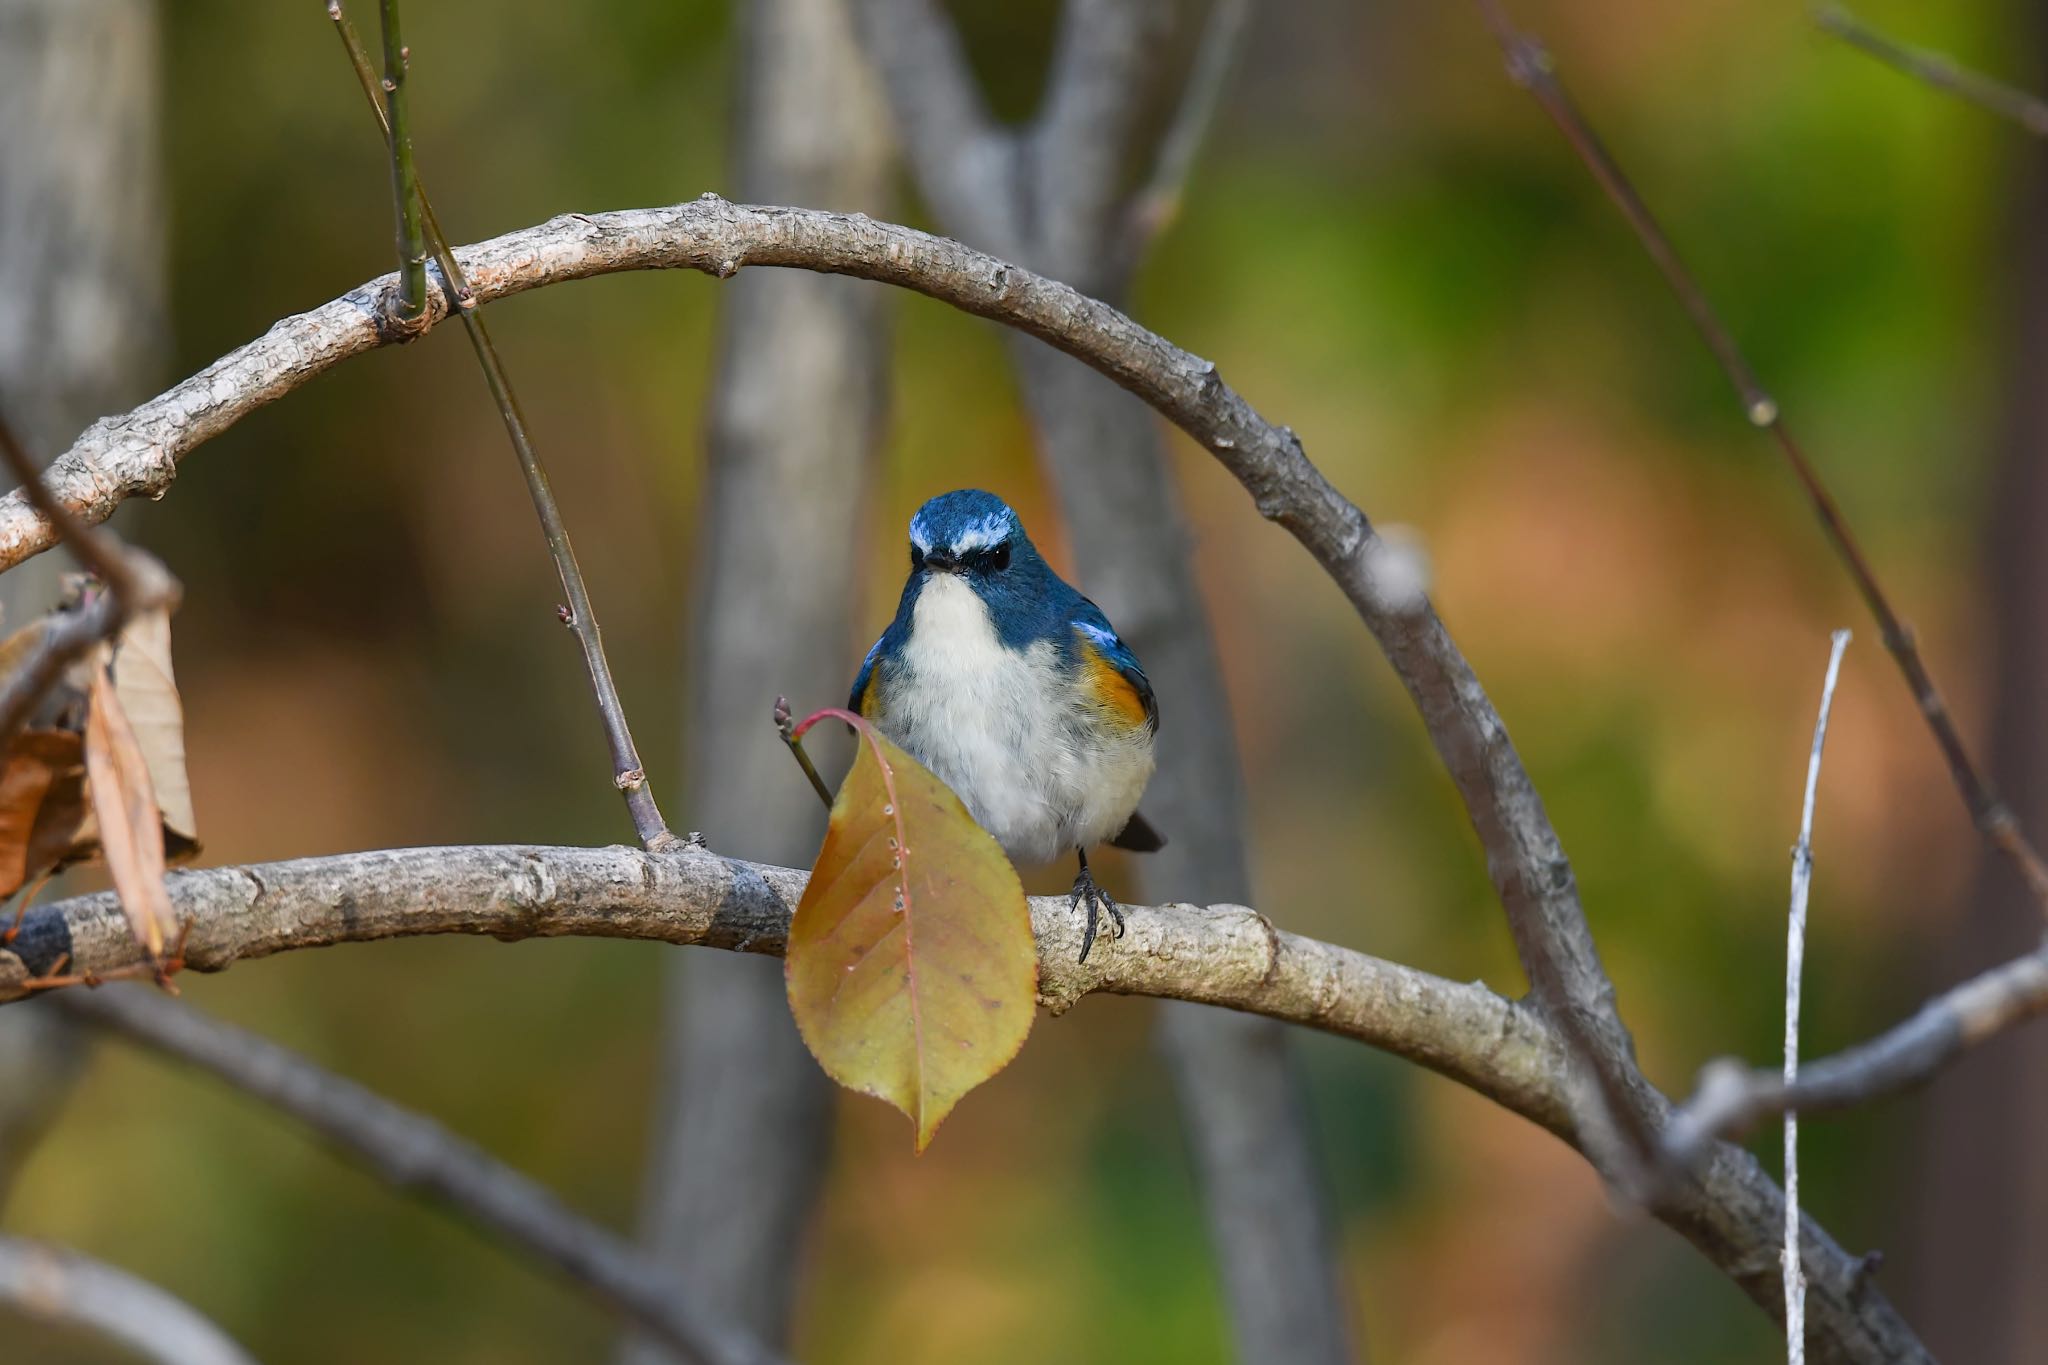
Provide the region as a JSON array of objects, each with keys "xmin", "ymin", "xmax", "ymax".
[
  {"xmin": 83, "ymin": 660, "xmax": 175, "ymax": 959},
  {"xmin": 785, "ymin": 711, "xmax": 1036, "ymax": 1151}
]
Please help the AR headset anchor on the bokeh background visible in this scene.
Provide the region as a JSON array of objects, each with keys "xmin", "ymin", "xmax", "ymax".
[{"xmin": 3, "ymin": 0, "xmax": 2041, "ymax": 1360}]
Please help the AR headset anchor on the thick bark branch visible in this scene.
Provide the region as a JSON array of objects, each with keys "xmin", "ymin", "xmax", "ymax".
[
  {"xmin": 0, "ymin": 1235, "xmax": 257, "ymax": 1365},
  {"xmin": 0, "ymin": 201, "xmax": 1627, "ymax": 1090},
  {"xmin": 0, "ymin": 201, "xmax": 1926, "ymax": 1361},
  {"xmin": 0, "ymin": 843, "xmax": 1549, "ymax": 1106},
  {"xmin": 0, "ymin": 841, "xmax": 1930, "ymax": 1362}
]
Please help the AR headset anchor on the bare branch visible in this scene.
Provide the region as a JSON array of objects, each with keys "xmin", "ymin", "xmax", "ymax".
[
  {"xmin": 0, "ymin": 1235, "xmax": 257, "ymax": 1365},
  {"xmin": 1815, "ymin": 4, "xmax": 2048, "ymax": 136},
  {"xmin": 1785, "ymin": 630, "xmax": 1852, "ymax": 1365},
  {"xmin": 0, "ymin": 844, "xmax": 1556, "ymax": 1108},
  {"xmin": 31, "ymin": 184, "xmax": 1632, "ymax": 1120},
  {"xmin": 56, "ymin": 987, "xmax": 783, "ymax": 1365},
  {"xmin": 1028, "ymin": 0, "xmax": 1178, "ymax": 285},
  {"xmin": 0, "ymin": 840, "xmax": 1932, "ymax": 1361},
  {"xmin": 326, "ymin": 4, "xmax": 673, "ymax": 849},
  {"xmin": 1473, "ymin": 0, "xmax": 2048, "ymax": 917},
  {"xmin": 1117, "ymin": 0, "xmax": 1251, "ymax": 268},
  {"xmin": 1665, "ymin": 941, "xmax": 2048, "ymax": 1171},
  {"xmin": 0, "ymin": 202, "xmax": 1932, "ymax": 1358},
  {"xmin": 847, "ymin": 0, "xmax": 1015, "ymax": 245},
  {"xmin": 0, "ymin": 208, "xmax": 1621, "ymax": 1090},
  {"xmin": 0, "ymin": 414, "xmax": 180, "ymax": 744},
  {"xmin": 0, "ymin": 413, "xmax": 142, "ymax": 600}
]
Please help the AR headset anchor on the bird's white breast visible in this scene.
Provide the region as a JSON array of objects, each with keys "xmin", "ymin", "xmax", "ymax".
[{"xmin": 878, "ymin": 575, "xmax": 1152, "ymax": 865}]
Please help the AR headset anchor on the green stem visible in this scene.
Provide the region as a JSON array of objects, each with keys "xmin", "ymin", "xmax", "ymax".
[
  {"xmin": 377, "ymin": 0, "xmax": 428, "ymax": 320},
  {"xmin": 328, "ymin": 1, "xmax": 672, "ymax": 849}
]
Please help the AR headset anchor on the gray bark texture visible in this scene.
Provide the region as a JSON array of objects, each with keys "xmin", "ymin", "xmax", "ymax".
[
  {"xmin": 0, "ymin": 0, "xmax": 162, "ymax": 1210},
  {"xmin": 856, "ymin": 0, "xmax": 1355, "ymax": 1354},
  {"xmin": 1909, "ymin": 56, "xmax": 2048, "ymax": 1358},
  {"xmin": 621, "ymin": 0, "xmax": 892, "ymax": 1355},
  {"xmin": 0, "ymin": 838, "xmax": 1927, "ymax": 1364}
]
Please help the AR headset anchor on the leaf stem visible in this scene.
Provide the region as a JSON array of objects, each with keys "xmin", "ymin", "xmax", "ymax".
[
  {"xmin": 774, "ymin": 697, "xmax": 835, "ymax": 812},
  {"xmin": 328, "ymin": 1, "xmax": 672, "ymax": 849}
]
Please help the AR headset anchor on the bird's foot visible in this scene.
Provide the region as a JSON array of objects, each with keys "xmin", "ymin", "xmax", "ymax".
[{"xmin": 1071, "ymin": 864, "xmax": 1125, "ymax": 964}]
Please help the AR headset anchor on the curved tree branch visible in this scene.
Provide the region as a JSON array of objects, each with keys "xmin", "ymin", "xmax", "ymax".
[
  {"xmin": 0, "ymin": 201, "xmax": 1631, "ymax": 1107},
  {"xmin": 0, "ymin": 200, "xmax": 1926, "ymax": 1361},
  {"xmin": 0, "ymin": 842, "xmax": 1928, "ymax": 1362},
  {"xmin": 0, "ymin": 1235, "xmax": 258, "ymax": 1365},
  {"xmin": 55, "ymin": 986, "xmax": 784, "ymax": 1365},
  {"xmin": 0, "ymin": 844, "xmax": 1558, "ymax": 1116}
]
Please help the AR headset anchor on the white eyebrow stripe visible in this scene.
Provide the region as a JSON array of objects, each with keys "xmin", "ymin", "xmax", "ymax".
[
  {"xmin": 949, "ymin": 513, "xmax": 1012, "ymax": 553},
  {"xmin": 908, "ymin": 512, "xmax": 935, "ymax": 553}
]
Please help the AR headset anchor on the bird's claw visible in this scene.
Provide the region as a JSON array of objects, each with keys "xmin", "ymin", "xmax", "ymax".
[{"xmin": 1071, "ymin": 866, "xmax": 1124, "ymax": 964}]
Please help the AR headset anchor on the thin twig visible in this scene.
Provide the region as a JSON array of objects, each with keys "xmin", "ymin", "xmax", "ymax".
[
  {"xmin": 0, "ymin": 416, "xmax": 179, "ymax": 742},
  {"xmin": 376, "ymin": 0, "xmax": 427, "ymax": 322},
  {"xmin": 1117, "ymin": 0, "xmax": 1250, "ymax": 267},
  {"xmin": 1472, "ymin": 0, "xmax": 2048, "ymax": 919},
  {"xmin": 1785, "ymin": 629, "xmax": 1851, "ymax": 1365},
  {"xmin": 1664, "ymin": 940, "xmax": 2048, "ymax": 1170},
  {"xmin": 1814, "ymin": 4, "xmax": 2048, "ymax": 137},
  {"xmin": 0, "ymin": 1234, "xmax": 258, "ymax": 1365},
  {"xmin": 59, "ymin": 986, "xmax": 784, "ymax": 1365},
  {"xmin": 328, "ymin": 2, "xmax": 671, "ymax": 849},
  {"xmin": 772, "ymin": 696, "xmax": 833, "ymax": 812}
]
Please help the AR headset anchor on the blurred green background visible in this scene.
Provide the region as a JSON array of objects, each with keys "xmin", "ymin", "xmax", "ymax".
[{"xmin": 4, "ymin": 0, "xmax": 2038, "ymax": 1360}]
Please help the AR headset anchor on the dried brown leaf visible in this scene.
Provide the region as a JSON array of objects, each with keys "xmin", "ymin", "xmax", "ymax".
[
  {"xmin": 111, "ymin": 607, "xmax": 196, "ymax": 857},
  {"xmin": 83, "ymin": 661, "xmax": 175, "ymax": 958},
  {"xmin": 0, "ymin": 728, "xmax": 84, "ymax": 898}
]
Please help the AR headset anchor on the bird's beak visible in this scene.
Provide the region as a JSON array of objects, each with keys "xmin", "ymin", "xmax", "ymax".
[{"xmin": 923, "ymin": 550, "xmax": 960, "ymax": 574}]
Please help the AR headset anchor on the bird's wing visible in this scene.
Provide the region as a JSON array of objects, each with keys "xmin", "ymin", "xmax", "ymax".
[
  {"xmin": 1070, "ymin": 606, "xmax": 1158, "ymax": 736},
  {"xmin": 848, "ymin": 632, "xmax": 887, "ymax": 717}
]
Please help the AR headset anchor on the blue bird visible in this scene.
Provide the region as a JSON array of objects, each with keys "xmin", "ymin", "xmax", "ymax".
[{"xmin": 850, "ymin": 489, "xmax": 1164, "ymax": 962}]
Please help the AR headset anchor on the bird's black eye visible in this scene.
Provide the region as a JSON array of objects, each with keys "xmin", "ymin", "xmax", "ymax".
[
  {"xmin": 910, "ymin": 544, "xmax": 925, "ymax": 571},
  {"xmin": 965, "ymin": 542, "xmax": 1011, "ymax": 575}
]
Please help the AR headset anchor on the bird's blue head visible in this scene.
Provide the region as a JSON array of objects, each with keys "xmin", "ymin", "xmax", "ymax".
[{"xmin": 898, "ymin": 489, "xmax": 1068, "ymax": 648}]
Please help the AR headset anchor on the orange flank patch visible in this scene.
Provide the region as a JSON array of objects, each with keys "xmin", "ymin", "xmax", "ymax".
[
  {"xmin": 856, "ymin": 669, "xmax": 882, "ymax": 720},
  {"xmin": 1080, "ymin": 644, "xmax": 1148, "ymax": 729}
]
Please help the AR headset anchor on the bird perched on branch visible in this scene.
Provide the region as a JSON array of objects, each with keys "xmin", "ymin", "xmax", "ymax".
[{"xmin": 851, "ymin": 489, "xmax": 1162, "ymax": 962}]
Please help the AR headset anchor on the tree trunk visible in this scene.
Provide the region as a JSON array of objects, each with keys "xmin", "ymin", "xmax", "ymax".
[
  {"xmin": 0, "ymin": 0, "xmax": 164, "ymax": 1209},
  {"xmin": 1908, "ymin": 82, "xmax": 2048, "ymax": 1361},
  {"xmin": 617, "ymin": 0, "xmax": 890, "ymax": 1354}
]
